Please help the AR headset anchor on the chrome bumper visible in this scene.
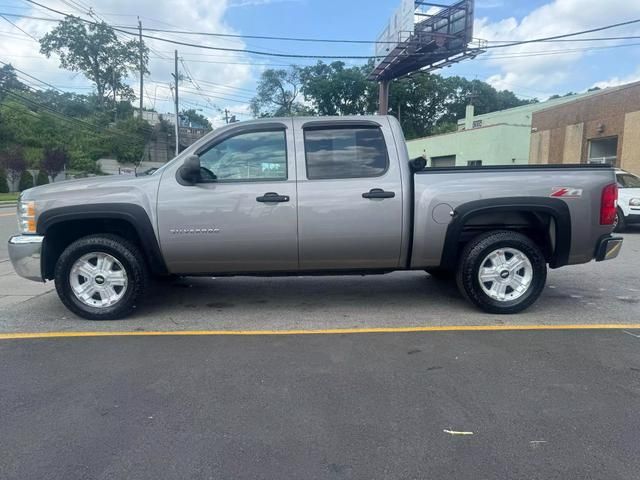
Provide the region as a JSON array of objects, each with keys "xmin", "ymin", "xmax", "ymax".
[
  {"xmin": 8, "ymin": 235, "xmax": 44, "ymax": 282},
  {"xmin": 595, "ymin": 236, "xmax": 623, "ymax": 262}
]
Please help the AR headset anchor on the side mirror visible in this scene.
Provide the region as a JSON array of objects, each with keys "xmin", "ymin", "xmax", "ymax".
[
  {"xmin": 179, "ymin": 155, "xmax": 201, "ymax": 185},
  {"xmin": 409, "ymin": 157, "xmax": 427, "ymax": 172}
]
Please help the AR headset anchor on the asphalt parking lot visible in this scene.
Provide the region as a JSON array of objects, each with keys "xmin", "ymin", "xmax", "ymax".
[
  {"xmin": 2, "ymin": 205, "xmax": 640, "ymax": 479},
  {"xmin": 1, "ymin": 206, "xmax": 640, "ymax": 332},
  {"xmin": 2, "ymin": 329, "xmax": 640, "ymax": 480}
]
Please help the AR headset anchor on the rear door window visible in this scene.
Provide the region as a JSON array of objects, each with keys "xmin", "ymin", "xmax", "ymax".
[{"xmin": 303, "ymin": 127, "xmax": 388, "ymax": 180}]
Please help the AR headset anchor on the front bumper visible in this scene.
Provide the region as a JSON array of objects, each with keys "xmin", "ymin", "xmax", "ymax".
[
  {"xmin": 8, "ymin": 235, "xmax": 45, "ymax": 282},
  {"xmin": 595, "ymin": 236, "xmax": 623, "ymax": 262}
]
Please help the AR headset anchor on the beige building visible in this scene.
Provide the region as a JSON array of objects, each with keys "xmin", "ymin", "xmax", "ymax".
[{"xmin": 529, "ymin": 81, "xmax": 640, "ymax": 175}]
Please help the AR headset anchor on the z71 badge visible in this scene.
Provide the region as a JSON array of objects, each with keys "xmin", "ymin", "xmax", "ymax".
[{"xmin": 550, "ymin": 187, "xmax": 583, "ymax": 198}]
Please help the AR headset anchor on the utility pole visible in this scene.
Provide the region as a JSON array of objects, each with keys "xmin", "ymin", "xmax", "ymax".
[
  {"xmin": 171, "ymin": 49, "xmax": 179, "ymax": 156},
  {"xmin": 138, "ymin": 17, "xmax": 143, "ymax": 119},
  {"xmin": 378, "ymin": 79, "xmax": 390, "ymax": 115},
  {"xmin": 113, "ymin": 69, "xmax": 117, "ymax": 122},
  {"xmin": 224, "ymin": 109, "xmax": 230, "ymax": 125}
]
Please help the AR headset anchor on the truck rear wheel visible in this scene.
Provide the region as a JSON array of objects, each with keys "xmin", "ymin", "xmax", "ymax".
[
  {"xmin": 54, "ymin": 234, "xmax": 148, "ymax": 320},
  {"xmin": 456, "ymin": 230, "xmax": 547, "ymax": 314}
]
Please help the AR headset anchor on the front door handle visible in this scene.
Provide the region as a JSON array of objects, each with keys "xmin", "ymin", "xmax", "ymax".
[
  {"xmin": 362, "ymin": 188, "xmax": 395, "ymax": 199},
  {"xmin": 256, "ymin": 192, "xmax": 290, "ymax": 203}
]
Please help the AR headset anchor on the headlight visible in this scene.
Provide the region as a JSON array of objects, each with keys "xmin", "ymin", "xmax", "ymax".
[
  {"xmin": 17, "ymin": 200, "xmax": 36, "ymax": 234},
  {"xmin": 630, "ymin": 198, "xmax": 640, "ymax": 207}
]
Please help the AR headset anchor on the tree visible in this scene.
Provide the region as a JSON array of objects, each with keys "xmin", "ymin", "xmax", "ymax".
[
  {"xmin": 180, "ymin": 109, "xmax": 212, "ymax": 130},
  {"xmin": 40, "ymin": 16, "xmax": 149, "ymax": 108},
  {"xmin": 18, "ymin": 170, "xmax": 33, "ymax": 191},
  {"xmin": 36, "ymin": 170, "xmax": 49, "ymax": 186},
  {"xmin": 109, "ymin": 117, "xmax": 152, "ymax": 165},
  {"xmin": 42, "ymin": 146, "xmax": 68, "ymax": 181},
  {"xmin": 250, "ymin": 67, "xmax": 311, "ymax": 117},
  {"xmin": 299, "ymin": 61, "xmax": 375, "ymax": 116},
  {"xmin": 0, "ymin": 64, "xmax": 27, "ymax": 100},
  {"xmin": 1, "ymin": 146, "xmax": 26, "ymax": 189},
  {"xmin": 0, "ymin": 167, "xmax": 8, "ymax": 193}
]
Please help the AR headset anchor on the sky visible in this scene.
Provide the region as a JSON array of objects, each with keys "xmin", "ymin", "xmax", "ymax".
[{"xmin": 1, "ymin": 0, "xmax": 640, "ymax": 127}]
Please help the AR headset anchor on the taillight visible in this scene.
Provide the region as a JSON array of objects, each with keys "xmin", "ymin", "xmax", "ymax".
[{"xmin": 600, "ymin": 183, "xmax": 618, "ymax": 225}]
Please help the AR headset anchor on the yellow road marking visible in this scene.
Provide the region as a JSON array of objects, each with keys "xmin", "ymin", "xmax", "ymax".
[
  {"xmin": 0, "ymin": 212, "xmax": 16, "ymax": 217},
  {"xmin": 1, "ymin": 324, "xmax": 640, "ymax": 340}
]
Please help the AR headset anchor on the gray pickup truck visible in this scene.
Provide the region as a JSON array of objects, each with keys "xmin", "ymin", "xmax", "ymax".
[{"xmin": 9, "ymin": 115, "xmax": 623, "ymax": 320}]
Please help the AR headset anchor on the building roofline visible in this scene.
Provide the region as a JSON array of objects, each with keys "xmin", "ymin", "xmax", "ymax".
[
  {"xmin": 407, "ymin": 122, "xmax": 529, "ymax": 142},
  {"xmin": 531, "ymin": 80, "xmax": 640, "ymax": 115}
]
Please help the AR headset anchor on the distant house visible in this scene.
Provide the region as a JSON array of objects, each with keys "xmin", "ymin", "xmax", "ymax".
[
  {"xmin": 529, "ymin": 81, "xmax": 640, "ymax": 175},
  {"xmin": 406, "ymin": 91, "xmax": 598, "ymax": 168}
]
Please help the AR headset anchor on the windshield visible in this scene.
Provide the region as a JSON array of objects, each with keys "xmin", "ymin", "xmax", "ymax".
[{"xmin": 617, "ymin": 173, "xmax": 640, "ymax": 188}]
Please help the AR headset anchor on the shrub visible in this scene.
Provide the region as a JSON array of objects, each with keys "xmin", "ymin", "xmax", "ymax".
[
  {"xmin": 0, "ymin": 167, "xmax": 8, "ymax": 193},
  {"xmin": 36, "ymin": 170, "xmax": 49, "ymax": 186},
  {"xmin": 18, "ymin": 170, "xmax": 34, "ymax": 191}
]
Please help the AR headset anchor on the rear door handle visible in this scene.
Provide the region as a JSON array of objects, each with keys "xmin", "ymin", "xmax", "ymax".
[
  {"xmin": 362, "ymin": 188, "xmax": 395, "ymax": 199},
  {"xmin": 256, "ymin": 192, "xmax": 290, "ymax": 203}
]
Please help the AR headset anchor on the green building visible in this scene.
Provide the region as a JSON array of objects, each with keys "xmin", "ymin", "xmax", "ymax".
[{"xmin": 406, "ymin": 93, "xmax": 595, "ymax": 167}]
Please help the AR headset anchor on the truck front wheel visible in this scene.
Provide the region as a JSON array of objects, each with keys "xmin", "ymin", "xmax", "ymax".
[
  {"xmin": 54, "ymin": 234, "xmax": 148, "ymax": 320},
  {"xmin": 456, "ymin": 231, "xmax": 547, "ymax": 314}
]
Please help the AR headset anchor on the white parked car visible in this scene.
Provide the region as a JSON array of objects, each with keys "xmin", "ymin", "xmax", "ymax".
[{"xmin": 615, "ymin": 169, "xmax": 640, "ymax": 231}]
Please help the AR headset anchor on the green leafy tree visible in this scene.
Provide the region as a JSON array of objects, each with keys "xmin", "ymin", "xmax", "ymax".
[
  {"xmin": 36, "ymin": 170, "xmax": 49, "ymax": 186},
  {"xmin": 250, "ymin": 67, "xmax": 312, "ymax": 117},
  {"xmin": 0, "ymin": 64, "xmax": 27, "ymax": 101},
  {"xmin": 40, "ymin": 16, "xmax": 149, "ymax": 108},
  {"xmin": 180, "ymin": 109, "xmax": 212, "ymax": 130},
  {"xmin": 299, "ymin": 61, "xmax": 375, "ymax": 115},
  {"xmin": 109, "ymin": 117, "xmax": 152, "ymax": 165},
  {"xmin": 18, "ymin": 170, "xmax": 33, "ymax": 191}
]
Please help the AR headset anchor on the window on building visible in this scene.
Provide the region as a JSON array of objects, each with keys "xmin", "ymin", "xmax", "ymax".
[
  {"xmin": 304, "ymin": 127, "xmax": 388, "ymax": 179},
  {"xmin": 467, "ymin": 160, "xmax": 482, "ymax": 167},
  {"xmin": 588, "ymin": 136, "xmax": 618, "ymax": 165},
  {"xmin": 199, "ymin": 129, "xmax": 287, "ymax": 181},
  {"xmin": 430, "ymin": 155, "xmax": 456, "ymax": 168}
]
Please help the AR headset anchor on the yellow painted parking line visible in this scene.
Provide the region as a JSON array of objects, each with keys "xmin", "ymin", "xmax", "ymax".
[{"xmin": 1, "ymin": 324, "xmax": 640, "ymax": 340}]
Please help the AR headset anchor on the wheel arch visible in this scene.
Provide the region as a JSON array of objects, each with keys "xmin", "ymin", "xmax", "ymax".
[
  {"xmin": 37, "ymin": 203, "xmax": 168, "ymax": 280},
  {"xmin": 440, "ymin": 197, "xmax": 571, "ymax": 271}
]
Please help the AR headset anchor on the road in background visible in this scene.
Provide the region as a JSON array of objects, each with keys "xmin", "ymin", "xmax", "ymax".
[
  {"xmin": 0, "ymin": 206, "xmax": 17, "ymax": 261},
  {"xmin": 1, "ymin": 329, "xmax": 639, "ymax": 480}
]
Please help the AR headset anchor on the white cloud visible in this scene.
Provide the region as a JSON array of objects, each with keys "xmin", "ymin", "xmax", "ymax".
[
  {"xmin": 0, "ymin": 0, "xmax": 257, "ymax": 126},
  {"xmin": 227, "ymin": 0, "xmax": 302, "ymax": 7},
  {"xmin": 591, "ymin": 66, "xmax": 640, "ymax": 89},
  {"xmin": 474, "ymin": 0, "xmax": 640, "ymax": 95}
]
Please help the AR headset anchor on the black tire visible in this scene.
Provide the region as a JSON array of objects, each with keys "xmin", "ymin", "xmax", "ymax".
[
  {"xmin": 456, "ymin": 230, "xmax": 547, "ymax": 314},
  {"xmin": 425, "ymin": 267, "xmax": 454, "ymax": 280},
  {"xmin": 54, "ymin": 234, "xmax": 148, "ymax": 320},
  {"xmin": 614, "ymin": 208, "xmax": 626, "ymax": 233}
]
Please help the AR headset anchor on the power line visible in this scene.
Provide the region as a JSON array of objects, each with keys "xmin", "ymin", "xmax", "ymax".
[
  {"xmin": 479, "ymin": 18, "xmax": 640, "ymax": 50},
  {"xmin": 0, "ymin": 87, "xmax": 149, "ymax": 141},
  {"xmin": 0, "ymin": 13, "xmax": 38, "ymax": 40}
]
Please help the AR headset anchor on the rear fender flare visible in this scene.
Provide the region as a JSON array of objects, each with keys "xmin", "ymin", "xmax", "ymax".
[{"xmin": 440, "ymin": 197, "xmax": 571, "ymax": 270}]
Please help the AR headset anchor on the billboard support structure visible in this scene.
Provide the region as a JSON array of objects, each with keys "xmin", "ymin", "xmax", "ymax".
[{"xmin": 371, "ymin": 0, "xmax": 485, "ymax": 114}]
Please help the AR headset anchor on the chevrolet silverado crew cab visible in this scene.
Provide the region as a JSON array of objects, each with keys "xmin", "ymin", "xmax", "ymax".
[{"xmin": 8, "ymin": 116, "xmax": 623, "ymax": 320}]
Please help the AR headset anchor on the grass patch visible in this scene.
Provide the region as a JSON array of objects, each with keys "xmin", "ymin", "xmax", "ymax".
[{"xmin": 0, "ymin": 192, "xmax": 19, "ymax": 202}]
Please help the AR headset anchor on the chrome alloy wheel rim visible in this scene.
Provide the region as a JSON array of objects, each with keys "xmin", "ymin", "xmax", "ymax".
[
  {"xmin": 478, "ymin": 247, "xmax": 533, "ymax": 302},
  {"xmin": 69, "ymin": 252, "xmax": 128, "ymax": 308}
]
